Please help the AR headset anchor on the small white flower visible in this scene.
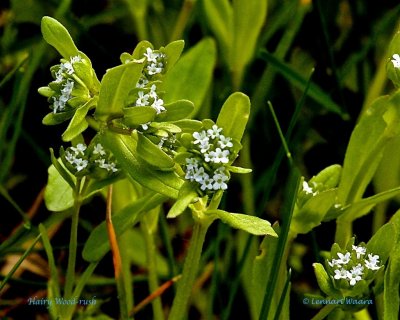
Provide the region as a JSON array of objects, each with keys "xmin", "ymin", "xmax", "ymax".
[
  {"xmin": 336, "ymin": 252, "xmax": 351, "ymax": 265},
  {"xmin": 74, "ymin": 158, "xmax": 88, "ymax": 172},
  {"xmin": 346, "ymin": 270, "xmax": 362, "ymax": 286},
  {"xmin": 136, "ymin": 77, "xmax": 149, "ymax": 88},
  {"xmin": 365, "ymin": 254, "xmax": 381, "ymax": 270},
  {"xmin": 193, "ymin": 131, "xmax": 209, "ymax": 145},
  {"xmin": 207, "ymin": 125, "xmax": 222, "ymax": 139},
  {"xmin": 193, "ymin": 166, "xmax": 208, "ymax": 183},
  {"xmin": 141, "ymin": 123, "xmax": 150, "ymax": 130},
  {"xmin": 62, "ymin": 61, "xmax": 74, "ymax": 75},
  {"xmin": 93, "ymin": 143, "xmax": 106, "ymax": 156},
  {"xmin": 391, "ymin": 53, "xmax": 400, "ymax": 68},
  {"xmin": 144, "ymin": 47, "xmax": 158, "ymax": 63},
  {"xmin": 136, "ymin": 91, "xmax": 150, "ymax": 106},
  {"xmin": 302, "ymin": 181, "xmax": 317, "ymax": 195},
  {"xmin": 147, "ymin": 62, "xmax": 163, "ymax": 75},
  {"xmin": 96, "ymin": 159, "xmax": 118, "ymax": 173},
  {"xmin": 328, "ymin": 259, "xmax": 339, "ymax": 268},
  {"xmin": 352, "ymin": 245, "xmax": 366, "ymax": 259},
  {"xmin": 218, "ymin": 135, "xmax": 233, "ymax": 149},
  {"xmin": 212, "ymin": 171, "xmax": 229, "ymax": 190},
  {"xmin": 151, "ymin": 98, "xmax": 165, "ymax": 114},
  {"xmin": 334, "ymin": 268, "xmax": 347, "ymax": 280},
  {"xmin": 351, "ymin": 264, "xmax": 364, "ymax": 276},
  {"xmin": 70, "ymin": 55, "xmax": 82, "ymax": 64},
  {"xmin": 200, "ymin": 176, "xmax": 214, "ymax": 191},
  {"xmin": 186, "ymin": 158, "xmax": 199, "ymax": 171},
  {"xmin": 149, "ymin": 84, "xmax": 158, "ymax": 99},
  {"xmin": 208, "ymin": 148, "xmax": 230, "ymax": 164},
  {"xmin": 71, "ymin": 143, "xmax": 87, "ymax": 156}
]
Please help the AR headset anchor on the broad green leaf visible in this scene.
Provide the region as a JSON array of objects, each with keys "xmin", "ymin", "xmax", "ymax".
[
  {"xmin": 164, "ymin": 40, "xmax": 185, "ymax": 72},
  {"xmin": 172, "ymin": 119, "xmax": 203, "ymax": 132},
  {"xmin": 95, "ymin": 62, "xmax": 144, "ymax": 122},
  {"xmin": 231, "ymin": 0, "xmax": 267, "ymax": 88},
  {"xmin": 41, "ymin": 16, "xmax": 79, "ymax": 59},
  {"xmin": 207, "ymin": 209, "xmax": 277, "ymax": 236},
  {"xmin": 313, "ymin": 263, "xmax": 340, "ymax": 297},
  {"xmin": 156, "ymin": 100, "xmax": 194, "ymax": 122},
  {"xmin": 202, "ymin": 0, "xmax": 232, "ymax": 56},
  {"xmin": 44, "ymin": 164, "xmax": 74, "ymax": 212},
  {"xmin": 291, "ymin": 189, "xmax": 337, "ymax": 235},
  {"xmin": 366, "ymin": 222, "xmax": 396, "ymax": 263},
  {"xmin": 309, "ymin": 164, "xmax": 341, "ymax": 191},
  {"xmin": 49, "ymin": 148, "xmax": 75, "ymax": 190},
  {"xmin": 163, "ymin": 38, "xmax": 216, "ymax": 116},
  {"xmin": 42, "ymin": 109, "xmax": 76, "ymax": 125},
  {"xmin": 123, "ymin": 106, "xmax": 156, "ymax": 126},
  {"xmin": 100, "ymin": 131, "xmax": 183, "ymax": 198},
  {"xmin": 61, "ymin": 99, "xmax": 96, "ymax": 142},
  {"xmin": 136, "ymin": 132, "xmax": 175, "ymax": 170},
  {"xmin": 338, "ymin": 93, "xmax": 400, "ymax": 205},
  {"xmin": 384, "ymin": 209, "xmax": 400, "ymax": 320},
  {"xmin": 167, "ymin": 181, "xmax": 198, "ymax": 218},
  {"xmin": 216, "ymin": 92, "xmax": 250, "ymax": 142},
  {"xmin": 83, "ymin": 192, "xmax": 167, "ymax": 262}
]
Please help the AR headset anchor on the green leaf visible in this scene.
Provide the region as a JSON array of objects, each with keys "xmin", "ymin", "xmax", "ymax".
[
  {"xmin": 202, "ymin": 0, "xmax": 232, "ymax": 56},
  {"xmin": 387, "ymin": 31, "xmax": 400, "ymax": 88},
  {"xmin": 207, "ymin": 209, "xmax": 277, "ymax": 236},
  {"xmin": 123, "ymin": 106, "xmax": 156, "ymax": 126},
  {"xmin": 167, "ymin": 181, "xmax": 198, "ymax": 218},
  {"xmin": 42, "ymin": 109, "xmax": 76, "ymax": 125},
  {"xmin": 156, "ymin": 100, "xmax": 194, "ymax": 122},
  {"xmin": 83, "ymin": 192, "xmax": 167, "ymax": 262},
  {"xmin": 172, "ymin": 119, "xmax": 203, "ymax": 132},
  {"xmin": 163, "ymin": 38, "xmax": 216, "ymax": 117},
  {"xmin": 313, "ymin": 263, "xmax": 340, "ymax": 297},
  {"xmin": 164, "ymin": 40, "xmax": 185, "ymax": 72},
  {"xmin": 136, "ymin": 132, "xmax": 175, "ymax": 170},
  {"xmin": 95, "ymin": 62, "xmax": 144, "ymax": 122},
  {"xmin": 216, "ymin": 92, "xmax": 250, "ymax": 142},
  {"xmin": 291, "ymin": 189, "xmax": 337, "ymax": 235},
  {"xmin": 44, "ymin": 164, "xmax": 74, "ymax": 212},
  {"xmin": 338, "ymin": 93, "xmax": 400, "ymax": 205},
  {"xmin": 366, "ymin": 222, "xmax": 396, "ymax": 263},
  {"xmin": 41, "ymin": 16, "xmax": 79, "ymax": 59},
  {"xmin": 100, "ymin": 131, "xmax": 183, "ymax": 198},
  {"xmin": 227, "ymin": 165, "xmax": 252, "ymax": 174},
  {"xmin": 61, "ymin": 99, "xmax": 96, "ymax": 142},
  {"xmin": 231, "ymin": 0, "xmax": 267, "ymax": 88},
  {"xmin": 384, "ymin": 209, "xmax": 400, "ymax": 320}
]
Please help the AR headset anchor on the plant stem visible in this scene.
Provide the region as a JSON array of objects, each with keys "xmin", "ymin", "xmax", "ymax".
[
  {"xmin": 64, "ymin": 178, "xmax": 82, "ymax": 300},
  {"xmin": 311, "ymin": 304, "xmax": 336, "ymax": 320},
  {"xmin": 106, "ymin": 185, "xmax": 130, "ymax": 319},
  {"xmin": 334, "ymin": 217, "xmax": 352, "ymax": 248},
  {"xmin": 142, "ymin": 210, "xmax": 164, "ymax": 320},
  {"xmin": 168, "ymin": 219, "xmax": 211, "ymax": 320}
]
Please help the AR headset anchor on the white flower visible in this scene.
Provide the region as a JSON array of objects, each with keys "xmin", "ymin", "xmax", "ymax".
[
  {"xmin": 151, "ymin": 98, "xmax": 165, "ymax": 114},
  {"xmin": 186, "ymin": 158, "xmax": 199, "ymax": 171},
  {"xmin": 136, "ymin": 91, "xmax": 150, "ymax": 106},
  {"xmin": 200, "ymin": 176, "xmax": 214, "ymax": 191},
  {"xmin": 351, "ymin": 264, "xmax": 364, "ymax": 276},
  {"xmin": 208, "ymin": 148, "xmax": 230, "ymax": 164},
  {"xmin": 365, "ymin": 254, "xmax": 381, "ymax": 270},
  {"xmin": 328, "ymin": 259, "xmax": 339, "ymax": 268},
  {"xmin": 336, "ymin": 252, "xmax": 351, "ymax": 265},
  {"xmin": 71, "ymin": 143, "xmax": 87, "ymax": 156},
  {"xmin": 147, "ymin": 62, "xmax": 163, "ymax": 75},
  {"xmin": 302, "ymin": 181, "xmax": 316, "ymax": 195},
  {"xmin": 74, "ymin": 158, "xmax": 88, "ymax": 172},
  {"xmin": 96, "ymin": 159, "xmax": 118, "ymax": 173},
  {"xmin": 352, "ymin": 245, "xmax": 366, "ymax": 259},
  {"xmin": 212, "ymin": 171, "xmax": 229, "ymax": 190},
  {"xmin": 70, "ymin": 55, "xmax": 82, "ymax": 64},
  {"xmin": 218, "ymin": 135, "xmax": 233, "ymax": 149},
  {"xmin": 144, "ymin": 47, "xmax": 158, "ymax": 63},
  {"xmin": 193, "ymin": 131, "xmax": 209, "ymax": 145},
  {"xmin": 346, "ymin": 269, "xmax": 362, "ymax": 286},
  {"xmin": 334, "ymin": 268, "xmax": 347, "ymax": 280},
  {"xmin": 141, "ymin": 123, "xmax": 150, "ymax": 130},
  {"xmin": 391, "ymin": 53, "xmax": 400, "ymax": 68},
  {"xmin": 193, "ymin": 166, "xmax": 208, "ymax": 183},
  {"xmin": 149, "ymin": 84, "xmax": 158, "ymax": 99},
  {"xmin": 207, "ymin": 125, "xmax": 222, "ymax": 139},
  {"xmin": 93, "ymin": 143, "xmax": 106, "ymax": 156}
]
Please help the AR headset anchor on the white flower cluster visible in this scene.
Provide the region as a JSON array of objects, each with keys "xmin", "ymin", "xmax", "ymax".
[
  {"xmin": 143, "ymin": 47, "xmax": 165, "ymax": 76},
  {"xmin": 184, "ymin": 125, "xmax": 233, "ymax": 191},
  {"xmin": 134, "ymin": 84, "xmax": 165, "ymax": 114},
  {"xmin": 302, "ymin": 181, "xmax": 318, "ymax": 196},
  {"xmin": 51, "ymin": 55, "xmax": 82, "ymax": 113},
  {"xmin": 391, "ymin": 53, "xmax": 400, "ymax": 68},
  {"xmin": 328, "ymin": 245, "xmax": 381, "ymax": 286},
  {"xmin": 64, "ymin": 143, "xmax": 118, "ymax": 174},
  {"xmin": 65, "ymin": 143, "xmax": 89, "ymax": 172}
]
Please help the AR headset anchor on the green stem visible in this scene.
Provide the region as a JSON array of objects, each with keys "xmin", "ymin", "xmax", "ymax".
[
  {"xmin": 311, "ymin": 304, "xmax": 337, "ymax": 320},
  {"xmin": 353, "ymin": 308, "xmax": 372, "ymax": 320},
  {"xmin": 142, "ymin": 217, "xmax": 164, "ymax": 320},
  {"xmin": 168, "ymin": 219, "xmax": 212, "ymax": 320},
  {"xmin": 64, "ymin": 178, "xmax": 82, "ymax": 299},
  {"xmin": 334, "ymin": 218, "xmax": 352, "ymax": 248},
  {"xmin": 170, "ymin": 0, "xmax": 197, "ymax": 41}
]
